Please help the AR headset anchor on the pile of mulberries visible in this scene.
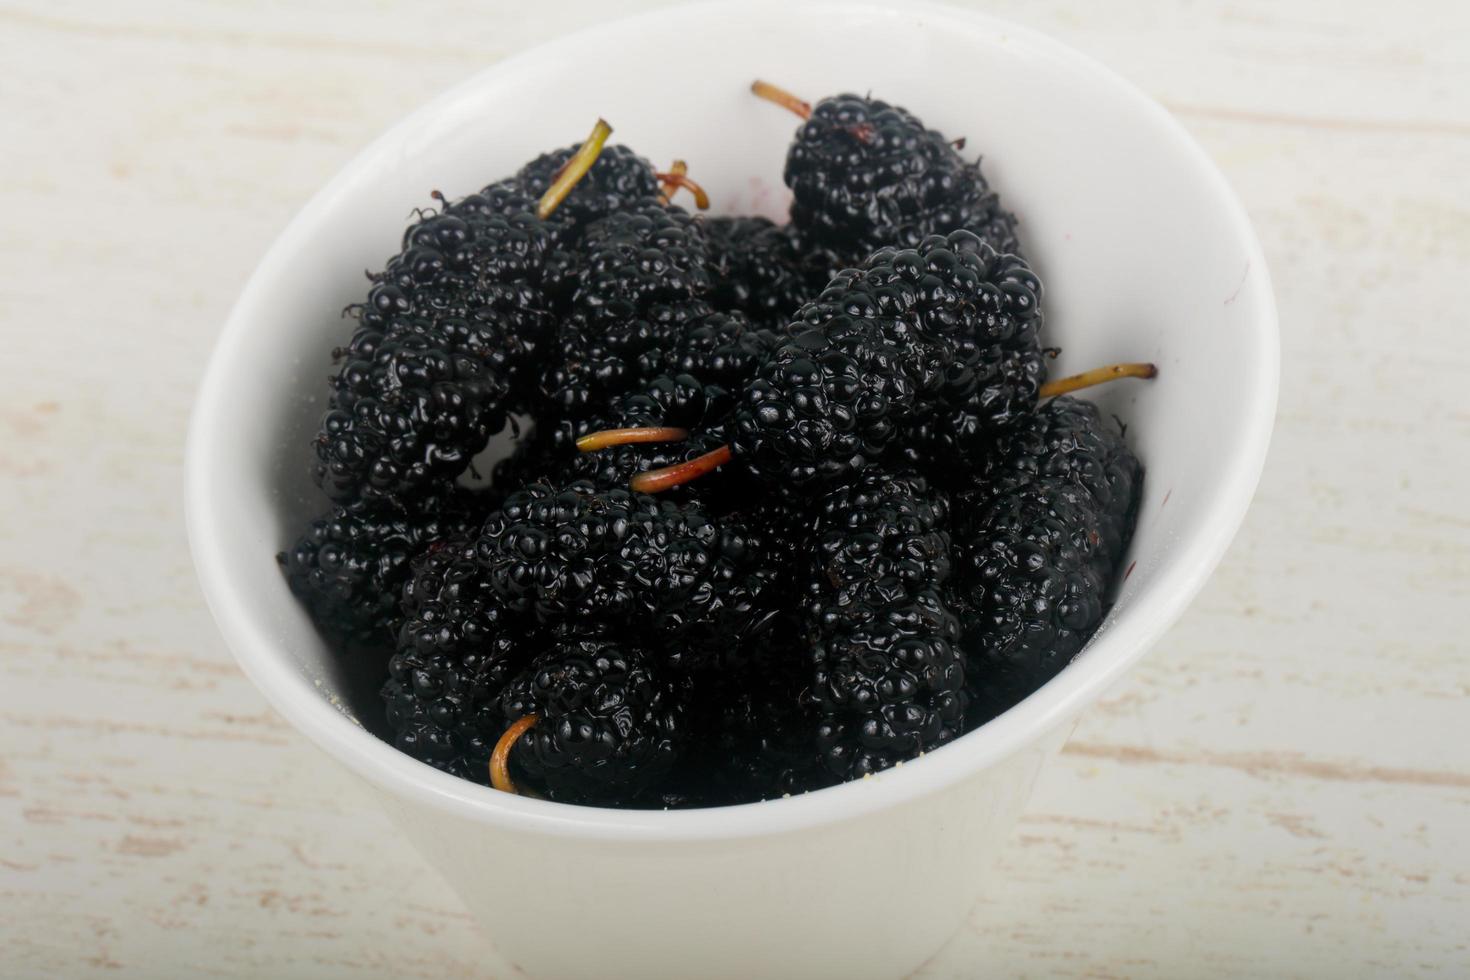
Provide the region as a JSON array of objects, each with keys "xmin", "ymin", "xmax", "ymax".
[{"xmin": 279, "ymin": 92, "xmax": 1152, "ymax": 809}]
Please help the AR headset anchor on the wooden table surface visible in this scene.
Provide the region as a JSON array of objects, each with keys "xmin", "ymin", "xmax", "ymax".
[{"xmin": 3, "ymin": 1, "xmax": 1467, "ymax": 976}]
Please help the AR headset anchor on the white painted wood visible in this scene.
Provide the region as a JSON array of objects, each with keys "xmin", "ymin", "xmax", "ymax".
[{"xmin": 2, "ymin": 1, "xmax": 1466, "ymax": 976}]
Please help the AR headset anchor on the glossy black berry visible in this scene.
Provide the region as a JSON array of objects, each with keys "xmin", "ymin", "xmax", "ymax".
[
  {"xmin": 728, "ymin": 276, "xmax": 951, "ymax": 492},
  {"xmin": 516, "ymin": 142, "xmax": 660, "ymax": 233},
  {"xmin": 704, "ymin": 216, "xmax": 831, "ymax": 329},
  {"xmin": 499, "ymin": 630, "xmax": 683, "ymax": 803},
  {"xmin": 784, "ymin": 93, "xmax": 1021, "ymax": 261},
  {"xmin": 850, "ymin": 231, "xmax": 1047, "ymax": 469},
  {"xmin": 315, "ymin": 182, "xmax": 565, "ymax": 504},
  {"xmin": 537, "ymin": 201, "xmax": 713, "ymax": 421},
  {"xmin": 806, "ymin": 470, "xmax": 966, "ymax": 779},
  {"xmin": 950, "ymin": 397, "xmax": 1143, "ymax": 718},
  {"xmin": 383, "ymin": 538, "xmax": 535, "ymax": 778},
  {"xmin": 279, "ymin": 490, "xmax": 488, "ymax": 642},
  {"xmin": 313, "ymin": 315, "xmax": 512, "ymax": 503},
  {"xmin": 477, "ymin": 481, "xmax": 778, "ymax": 662}
]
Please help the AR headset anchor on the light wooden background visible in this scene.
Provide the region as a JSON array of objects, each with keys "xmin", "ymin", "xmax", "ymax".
[{"xmin": 3, "ymin": 1, "xmax": 1467, "ymax": 976}]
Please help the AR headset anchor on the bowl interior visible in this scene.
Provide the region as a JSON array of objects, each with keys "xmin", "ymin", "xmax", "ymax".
[{"xmin": 188, "ymin": 1, "xmax": 1276, "ymax": 834}]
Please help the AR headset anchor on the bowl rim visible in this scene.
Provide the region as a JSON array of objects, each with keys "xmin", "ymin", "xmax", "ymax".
[{"xmin": 185, "ymin": 0, "xmax": 1279, "ymax": 842}]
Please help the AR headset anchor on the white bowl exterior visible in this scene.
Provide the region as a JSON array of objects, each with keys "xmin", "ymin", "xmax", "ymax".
[
  {"xmin": 369, "ymin": 725, "xmax": 1069, "ymax": 980},
  {"xmin": 186, "ymin": 3, "xmax": 1277, "ymax": 976}
]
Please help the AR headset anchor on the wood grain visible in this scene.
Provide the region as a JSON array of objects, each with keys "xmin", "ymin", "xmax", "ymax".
[{"xmin": 3, "ymin": 0, "xmax": 1467, "ymax": 976}]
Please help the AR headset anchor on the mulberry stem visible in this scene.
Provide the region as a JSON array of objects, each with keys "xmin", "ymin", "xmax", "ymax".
[
  {"xmin": 656, "ymin": 161, "xmax": 711, "ymax": 210},
  {"xmin": 537, "ymin": 118, "xmax": 613, "ymax": 220},
  {"xmin": 1040, "ymin": 362, "xmax": 1157, "ymax": 399},
  {"xmin": 751, "ymin": 80, "xmax": 812, "ymax": 120},
  {"xmin": 490, "ymin": 714, "xmax": 539, "ymax": 795},
  {"xmin": 657, "ymin": 160, "xmax": 686, "ymax": 204},
  {"xmin": 630, "ymin": 444, "xmax": 734, "ymax": 494},
  {"xmin": 576, "ymin": 427, "xmax": 690, "ymax": 453}
]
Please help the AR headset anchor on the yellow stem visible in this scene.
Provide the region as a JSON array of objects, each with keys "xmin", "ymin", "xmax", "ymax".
[
  {"xmin": 537, "ymin": 119, "xmax": 613, "ymax": 220},
  {"xmin": 576, "ymin": 427, "xmax": 690, "ymax": 453},
  {"xmin": 1039, "ymin": 362, "xmax": 1158, "ymax": 399},
  {"xmin": 489, "ymin": 714, "xmax": 539, "ymax": 795},
  {"xmin": 750, "ymin": 79, "xmax": 812, "ymax": 120},
  {"xmin": 630, "ymin": 445, "xmax": 734, "ymax": 494}
]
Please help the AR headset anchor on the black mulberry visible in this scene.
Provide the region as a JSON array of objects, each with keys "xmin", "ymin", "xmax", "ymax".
[
  {"xmin": 704, "ymin": 216, "xmax": 830, "ymax": 329},
  {"xmin": 498, "ymin": 630, "xmax": 683, "ymax": 804},
  {"xmin": 477, "ymin": 481, "xmax": 778, "ymax": 661},
  {"xmin": 279, "ymin": 489, "xmax": 488, "ymax": 642},
  {"xmin": 516, "ymin": 142, "xmax": 660, "ymax": 233},
  {"xmin": 950, "ymin": 397, "xmax": 1143, "ymax": 717},
  {"xmin": 725, "ymin": 279, "xmax": 951, "ymax": 492},
  {"xmin": 383, "ymin": 538, "xmax": 535, "ymax": 777},
  {"xmin": 851, "ymin": 231, "xmax": 1046, "ymax": 468},
  {"xmin": 537, "ymin": 201, "xmax": 714, "ymax": 421},
  {"xmin": 314, "ymin": 122, "xmax": 614, "ymax": 503},
  {"xmin": 805, "ymin": 470, "xmax": 966, "ymax": 780},
  {"xmin": 753, "ymin": 82, "xmax": 1022, "ymax": 262},
  {"xmin": 313, "ymin": 315, "xmax": 513, "ymax": 503}
]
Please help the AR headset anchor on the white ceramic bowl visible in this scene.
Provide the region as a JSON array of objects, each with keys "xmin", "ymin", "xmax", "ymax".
[{"xmin": 186, "ymin": 3, "xmax": 1278, "ymax": 977}]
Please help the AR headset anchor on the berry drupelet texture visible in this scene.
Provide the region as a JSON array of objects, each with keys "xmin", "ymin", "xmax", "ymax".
[
  {"xmin": 313, "ymin": 314, "xmax": 514, "ymax": 504},
  {"xmin": 805, "ymin": 470, "xmax": 966, "ymax": 780},
  {"xmin": 380, "ymin": 483, "xmax": 795, "ymax": 793},
  {"xmin": 491, "ymin": 415, "xmax": 734, "ymax": 509},
  {"xmin": 852, "ymin": 231, "xmax": 1047, "ymax": 469},
  {"xmin": 372, "ymin": 180, "xmax": 572, "ymax": 325},
  {"xmin": 537, "ymin": 201, "xmax": 714, "ymax": 421},
  {"xmin": 499, "ymin": 630, "xmax": 683, "ymax": 804},
  {"xmin": 704, "ymin": 215, "xmax": 830, "ymax": 330},
  {"xmin": 544, "ymin": 310, "xmax": 780, "ymax": 448},
  {"xmin": 784, "ymin": 93, "xmax": 1021, "ymax": 262},
  {"xmin": 315, "ymin": 182, "xmax": 567, "ymax": 504},
  {"xmin": 642, "ymin": 231, "xmax": 1045, "ymax": 500},
  {"xmin": 517, "ymin": 142, "xmax": 661, "ymax": 233},
  {"xmin": 950, "ymin": 397, "xmax": 1143, "ymax": 718},
  {"xmin": 806, "ymin": 471, "xmax": 953, "ymax": 608},
  {"xmin": 664, "ymin": 309, "xmax": 784, "ymax": 392},
  {"xmin": 568, "ymin": 307, "xmax": 784, "ymax": 486},
  {"xmin": 653, "ymin": 506, "xmax": 787, "ymax": 672},
  {"xmin": 726, "ymin": 267, "xmax": 952, "ymax": 493},
  {"xmin": 477, "ymin": 481, "xmax": 778, "ymax": 661},
  {"xmin": 279, "ymin": 490, "xmax": 488, "ymax": 643},
  {"xmin": 383, "ymin": 537, "xmax": 535, "ymax": 777},
  {"xmin": 980, "ymin": 396, "xmax": 1143, "ymax": 568},
  {"xmin": 517, "ymin": 311, "xmax": 783, "ymax": 508},
  {"xmin": 285, "ymin": 107, "xmax": 1156, "ymax": 809}
]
